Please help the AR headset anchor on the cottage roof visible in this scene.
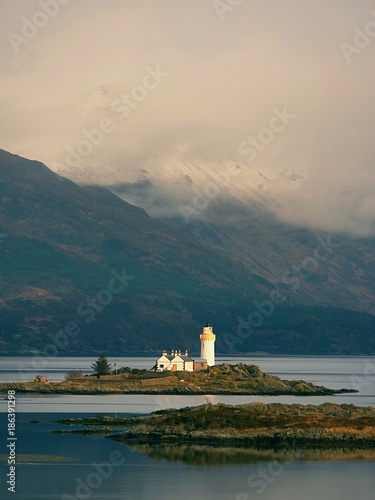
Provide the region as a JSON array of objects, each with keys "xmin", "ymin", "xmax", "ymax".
[
  {"xmin": 157, "ymin": 353, "xmax": 193, "ymax": 362},
  {"xmin": 158, "ymin": 354, "xmax": 174, "ymax": 361},
  {"xmin": 179, "ymin": 355, "xmax": 193, "ymax": 362}
]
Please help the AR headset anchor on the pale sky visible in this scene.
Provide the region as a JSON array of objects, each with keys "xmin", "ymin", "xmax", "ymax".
[{"xmin": 1, "ymin": 0, "xmax": 375, "ymax": 235}]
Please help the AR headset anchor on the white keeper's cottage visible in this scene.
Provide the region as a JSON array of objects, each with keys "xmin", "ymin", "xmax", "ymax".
[{"xmin": 156, "ymin": 349, "xmax": 194, "ymax": 372}]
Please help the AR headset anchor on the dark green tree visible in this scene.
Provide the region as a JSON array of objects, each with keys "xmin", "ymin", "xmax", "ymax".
[{"xmin": 91, "ymin": 355, "xmax": 112, "ymax": 377}]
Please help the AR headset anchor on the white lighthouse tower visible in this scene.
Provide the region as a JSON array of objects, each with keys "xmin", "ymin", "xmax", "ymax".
[{"xmin": 200, "ymin": 322, "xmax": 216, "ymax": 366}]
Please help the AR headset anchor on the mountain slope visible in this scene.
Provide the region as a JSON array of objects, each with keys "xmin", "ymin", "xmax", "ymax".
[
  {"xmin": 0, "ymin": 149, "xmax": 374, "ymax": 355},
  {"xmin": 0, "ymin": 149, "xmax": 272, "ymax": 353},
  {"xmin": 161, "ymin": 199, "xmax": 375, "ymax": 315}
]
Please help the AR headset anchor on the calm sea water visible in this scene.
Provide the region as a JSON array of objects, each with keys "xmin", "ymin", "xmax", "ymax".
[
  {"xmin": 1, "ymin": 356, "xmax": 375, "ymax": 499},
  {"xmin": 1, "ymin": 355, "xmax": 375, "ymax": 412}
]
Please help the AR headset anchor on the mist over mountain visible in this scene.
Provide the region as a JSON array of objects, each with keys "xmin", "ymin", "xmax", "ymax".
[
  {"xmin": 2, "ymin": 2, "xmax": 375, "ymax": 238},
  {"xmin": 0, "ymin": 149, "xmax": 374, "ymax": 355},
  {"xmin": 53, "ymin": 143, "xmax": 375, "ymax": 238}
]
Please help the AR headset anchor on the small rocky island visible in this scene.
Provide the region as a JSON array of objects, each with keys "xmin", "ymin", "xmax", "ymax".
[
  {"xmin": 56, "ymin": 402, "xmax": 375, "ymax": 450},
  {"xmin": 0, "ymin": 363, "xmax": 356, "ymax": 395}
]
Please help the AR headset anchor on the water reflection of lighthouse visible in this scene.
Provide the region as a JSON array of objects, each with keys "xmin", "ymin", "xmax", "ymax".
[{"xmin": 200, "ymin": 322, "xmax": 216, "ymax": 366}]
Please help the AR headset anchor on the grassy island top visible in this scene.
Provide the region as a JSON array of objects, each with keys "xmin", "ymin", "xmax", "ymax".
[
  {"xmin": 0, "ymin": 363, "xmax": 356, "ymax": 395},
  {"xmin": 55, "ymin": 402, "xmax": 375, "ymax": 451}
]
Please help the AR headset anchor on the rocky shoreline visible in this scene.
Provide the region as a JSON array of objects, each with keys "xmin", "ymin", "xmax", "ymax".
[
  {"xmin": 0, "ymin": 363, "xmax": 357, "ymax": 396},
  {"xmin": 54, "ymin": 402, "xmax": 375, "ymax": 451}
]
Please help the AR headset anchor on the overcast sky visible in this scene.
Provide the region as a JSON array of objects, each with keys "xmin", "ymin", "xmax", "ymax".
[{"xmin": 1, "ymin": 0, "xmax": 375, "ymax": 235}]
